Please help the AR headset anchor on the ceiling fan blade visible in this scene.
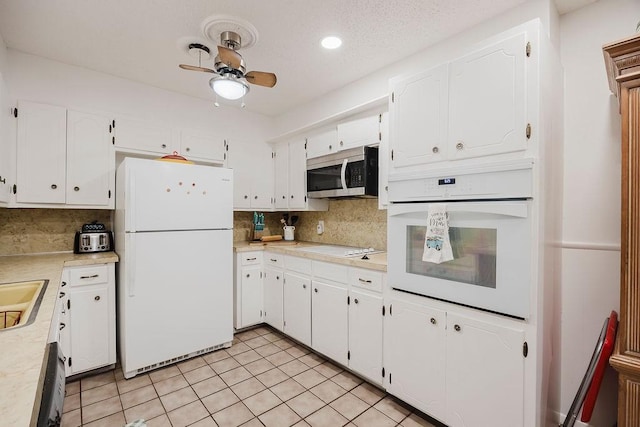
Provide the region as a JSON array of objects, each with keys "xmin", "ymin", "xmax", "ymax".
[
  {"xmin": 245, "ymin": 71, "xmax": 277, "ymax": 88},
  {"xmin": 179, "ymin": 64, "xmax": 216, "ymax": 73},
  {"xmin": 218, "ymin": 45, "xmax": 242, "ymax": 69}
]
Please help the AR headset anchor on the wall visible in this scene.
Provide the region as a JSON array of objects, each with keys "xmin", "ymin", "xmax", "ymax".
[{"xmin": 549, "ymin": 0, "xmax": 640, "ymax": 425}]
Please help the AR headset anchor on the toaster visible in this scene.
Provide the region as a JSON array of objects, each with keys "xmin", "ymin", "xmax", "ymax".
[{"xmin": 74, "ymin": 223, "xmax": 114, "ymax": 254}]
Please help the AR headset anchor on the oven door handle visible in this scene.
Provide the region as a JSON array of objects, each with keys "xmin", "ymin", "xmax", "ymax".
[
  {"xmin": 340, "ymin": 159, "xmax": 348, "ymax": 190},
  {"xmin": 389, "ymin": 201, "xmax": 529, "ymax": 218}
]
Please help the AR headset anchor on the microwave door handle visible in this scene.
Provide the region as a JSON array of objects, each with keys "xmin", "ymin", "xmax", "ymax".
[{"xmin": 340, "ymin": 159, "xmax": 348, "ymax": 190}]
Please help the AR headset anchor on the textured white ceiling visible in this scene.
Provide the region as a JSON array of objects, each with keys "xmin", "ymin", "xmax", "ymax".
[{"xmin": 0, "ymin": 0, "xmax": 592, "ymax": 116}]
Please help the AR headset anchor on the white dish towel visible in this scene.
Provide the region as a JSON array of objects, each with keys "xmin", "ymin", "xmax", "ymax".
[{"xmin": 422, "ymin": 204, "xmax": 454, "ymax": 264}]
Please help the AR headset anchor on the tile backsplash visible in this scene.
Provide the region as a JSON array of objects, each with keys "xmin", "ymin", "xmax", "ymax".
[{"xmin": 0, "ymin": 209, "xmax": 112, "ymax": 256}]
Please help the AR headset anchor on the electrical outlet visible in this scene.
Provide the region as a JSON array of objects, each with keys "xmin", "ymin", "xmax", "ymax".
[{"xmin": 317, "ymin": 220, "xmax": 324, "ymax": 235}]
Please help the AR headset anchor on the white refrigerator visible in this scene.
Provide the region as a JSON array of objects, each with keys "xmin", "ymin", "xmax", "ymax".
[{"xmin": 115, "ymin": 157, "xmax": 233, "ymax": 379}]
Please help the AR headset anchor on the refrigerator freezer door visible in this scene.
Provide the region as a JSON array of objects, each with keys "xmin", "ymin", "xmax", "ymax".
[
  {"xmin": 118, "ymin": 229, "xmax": 233, "ymax": 375},
  {"xmin": 118, "ymin": 158, "xmax": 232, "ymax": 232}
]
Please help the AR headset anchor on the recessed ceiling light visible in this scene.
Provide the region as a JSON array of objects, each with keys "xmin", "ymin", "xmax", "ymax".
[{"xmin": 321, "ymin": 36, "xmax": 342, "ymax": 49}]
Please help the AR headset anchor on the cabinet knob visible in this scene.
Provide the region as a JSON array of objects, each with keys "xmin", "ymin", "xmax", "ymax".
[
  {"xmin": 282, "ymin": 195, "xmax": 286, "ymax": 199},
  {"xmin": 186, "ymin": 147, "xmax": 190, "ymax": 152},
  {"xmin": 74, "ymin": 186, "xmax": 80, "ymax": 191},
  {"xmin": 303, "ymin": 284, "xmax": 307, "ymax": 289},
  {"xmin": 432, "ymin": 146, "xmax": 439, "ymax": 154},
  {"xmin": 276, "ymin": 276, "xmax": 280, "ymax": 280},
  {"xmin": 94, "ymin": 296, "xmax": 101, "ymax": 301},
  {"xmin": 291, "ymin": 195, "xmax": 294, "ymax": 199},
  {"xmin": 329, "ymin": 144, "xmax": 332, "ymax": 150},
  {"xmin": 456, "ymin": 142, "xmax": 464, "ymax": 150},
  {"xmin": 51, "ymin": 184, "xmax": 57, "ymax": 189},
  {"xmin": 254, "ymin": 195, "xmax": 258, "ymax": 199},
  {"xmin": 161, "ymin": 144, "xmax": 167, "ymax": 149},
  {"xmin": 340, "ymin": 141, "xmax": 344, "ymax": 146},
  {"xmin": 246, "ymin": 274, "xmax": 250, "ymax": 278},
  {"xmin": 354, "ymin": 298, "xmax": 359, "ymax": 304},
  {"xmin": 454, "ymin": 324, "xmax": 461, "ymax": 332},
  {"xmin": 314, "ymin": 288, "xmax": 318, "ymax": 293},
  {"xmin": 244, "ymin": 195, "xmax": 249, "ymax": 199},
  {"xmin": 430, "ymin": 317, "xmax": 437, "ymax": 325}
]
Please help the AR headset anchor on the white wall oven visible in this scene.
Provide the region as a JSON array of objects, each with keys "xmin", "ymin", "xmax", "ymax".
[{"xmin": 387, "ymin": 162, "xmax": 534, "ymax": 319}]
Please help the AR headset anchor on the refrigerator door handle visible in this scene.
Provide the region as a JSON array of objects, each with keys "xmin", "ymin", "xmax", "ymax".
[{"xmin": 127, "ymin": 234, "xmax": 136, "ymax": 297}]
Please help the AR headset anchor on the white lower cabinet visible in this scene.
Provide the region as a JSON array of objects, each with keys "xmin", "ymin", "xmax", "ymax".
[
  {"xmin": 263, "ymin": 265, "xmax": 284, "ymax": 332},
  {"xmin": 311, "ymin": 279, "xmax": 348, "ymax": 366},
  {"xmin": 283, "ymin": 272, "xmax": 311, "ymax": 346},
  {"xmin": 62, "ymin": 263, "xmax": 116, "ymax": 377},
  {"xmin": 234, "ymin": 251, "xmax": 264, "ymax": 329},
  {"xmin": 348, "ymin": 288, "xmax": 383, "ymax": 385}
]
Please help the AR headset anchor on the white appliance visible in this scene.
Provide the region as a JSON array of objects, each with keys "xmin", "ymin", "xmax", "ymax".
[
  {"xmin": 387, "ymin": 162, "xmax": 534, "ymax": 319},
  {"xmin": 115, "ymin": 157, "xmax": 233, "ymax": 379}
]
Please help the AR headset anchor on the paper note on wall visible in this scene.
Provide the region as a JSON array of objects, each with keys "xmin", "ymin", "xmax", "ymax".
[{"xmin": 422, "ymin": 204, "xmax": 454, "ymax": 264}]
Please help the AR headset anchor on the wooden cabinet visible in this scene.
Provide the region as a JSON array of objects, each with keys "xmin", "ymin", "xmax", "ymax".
[
  {"xmin": 227, "ymin": 140, "xmax": 274, "ymax": 210},
  {"xmin": 283, "ymin": 272, "xmax": 311, "ymax": 346},
  {"xmin": 603, "ymin": 34, "xmax": 640, "ymax": 426},
  {"xmin": 15, "ymin": 101, "xmax": 114, "ymax": 207},
  {"xmin": 233, "ymin": 251, "xmax": 264, "ymax": 329},
  {"xmin": 264, "ymin": 265, "xmax": 284, "ymax": 331},
  {"xmin": 311, "ymin": 279, "xmax": 348, "ymax": 366},
  {"xmin": 62, "ymin": 263, "xmax": 116, "ymax": 377}
]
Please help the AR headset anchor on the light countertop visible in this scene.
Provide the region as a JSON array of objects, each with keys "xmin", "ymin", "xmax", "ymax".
[
  {"xmin": 234, "ymin": 241, "xmax": 387, "ymax": 272},
  {"xmin": 0, "ymin": 252, "xmax": 119, "ymax": 427}
]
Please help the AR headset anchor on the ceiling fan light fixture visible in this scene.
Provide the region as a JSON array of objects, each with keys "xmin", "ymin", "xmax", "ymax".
[
  {"xmin": 209, "ymin": 74, "xmax": 250, "ymax": 100},
  {"xmin": 321, "ymin": 36, "xmax": 342, "ymax": 49}
]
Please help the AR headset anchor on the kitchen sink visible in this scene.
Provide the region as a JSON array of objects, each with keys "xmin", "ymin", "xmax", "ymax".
[{"xmin": 0, "ymin": 280, "xmax": 48, "ymax": 330}]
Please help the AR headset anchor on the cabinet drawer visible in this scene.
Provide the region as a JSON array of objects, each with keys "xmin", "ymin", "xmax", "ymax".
[
  {"xmin": 68, "ymin": 265, "xmax": 109, "ymax": 286},
  {"xmin": 349, "ymin": 267, "xmax": 383, "ymax": 293},
  {"xmin": 265, "ymin": 252, "xmax": 284, "ymax": 268},
  {"xmin": 240, "ymin": 252, "xmax": 263, "ymax": 266},
  {"xmin": 285, "ymin": 256, "xmax": 312, "ymax": 275},
  {"xmin": 313, "ymin": 261, "xmax": 348, "ymax": 283}
]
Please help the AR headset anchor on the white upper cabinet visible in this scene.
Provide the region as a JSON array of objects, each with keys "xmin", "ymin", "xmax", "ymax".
[
  {"xmin": 337, "ymin": 115, "xmax": 381, "ymax": 151},
  {"xmin": 178, "ymin": 129, "xmax": 225, "ymax": 163},
  {"xmin": 448, "ymin": 32, "xmax": 527, "ymax": 160},
  {"xmin": 227, "ymin": 140, "xmax": 273, "ymax": 211},
  {"xmin": 113, "ymin": 117, "xmax": 175, "ymax": 155},
  {"xmin": 306, "ymin": 128, "xmax": 337, "ymax": 159},
  {"xmin": 288, "ymin": 140, "xmax": 307, "ymax": 210},
  {"xmin": 273, "ymin": 141, "xmax": 289, "ymax": 210}
]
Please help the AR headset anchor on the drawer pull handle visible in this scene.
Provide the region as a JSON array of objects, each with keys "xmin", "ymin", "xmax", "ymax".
[
  {"xmin": 80, "ymin": 274, "xmax": 99, "ymax": 279},
  {"xmin": 358, "ymin": 278, "xmax": 372, "ymax": 283},
  {"xmin": 95, "ymin": 296, "xmax": 101, "ymax": 301},
  {"xmin": 247, "ymin": 257, "xmax": 257, "ymax": 261},
  {"xmin": 430, "ymin": 318, "xmax": 437, "ymax": 325}
]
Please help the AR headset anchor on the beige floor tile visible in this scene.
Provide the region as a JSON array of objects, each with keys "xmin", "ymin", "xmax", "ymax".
[
  {"xmin": 245, "ymin": 358, "xmax": 276, "ymax": 375},
  {"xmin": 83, "ymin": 411, "xmax": 126, "ymax": 427},
  {"xmin": 287, "ymin": 391, "xmax": 325, "ymax": 418},
  {"xmin": 233, "ymin": 349, "xmax": 263, "ymax": 365},
  {"xmin": 304, "ymin": 405, "xmax": 348, "ymax": 427},
  {"xmin": 153, "ymin": 374, "xmax": 189, "ymax": 396},
  {"xmin": 244, "ymin": 336, "xmax": 270, "ymax": 349},
  {"xmin": 192, "ymin": 375, "xmax": 227, "ymax": 398},
  {"xmin": 203, "ymin": 348, "xmax": 231, "ymax": 364},
  {"xmin": 251, "ymin": 326, "xmax": 271, "ymax": 336},
  {"xmin": 256, "ymin": 367, "xmax": 290, "ymax": 388},
  {"xmin": 352, "ymin": 407, "xmax": 396, "ymax": 427},
  {"xmin": 81, "ymin": 382, "xmax": 118, "ymax": 406},
  {"xmin": 374, "ymin": 396, "xmax": 412, "ymax": 422},
  {"xmin": 190, "ymin": 416, "xmax": 219, "ymax": 427},
  {"xmin": 226, "ymin": 342, "xmax": 251, "ymax": 356},
  {"xmin": 285, "ymin": 345, "xmax": 310, "ymax": 358},
  {"xmin": 123, "ymin": 398, "xmax": 166, "ymax": 423},
  {"xmin": 116, "ymin": 374, "xmax": 152, "ymax": 395},
  {"xmin": 255, "ymin": 343, "xmax": 282, "ymax": 357},
  {"xmin": 184, "ymin": 365, "xmax": 216, "ymax": 384},
  {"xmin": 65, "ymin": 381, "xmax": 80, "ymax": 396},
  {"xmin": 178, "ymin": 356, "xmax": 207, "ymax": 373},
  {"xmin": 241, "ymin": 418, "xmax": 265, "ymax": 427},
  {"xmin": 114, "ymin": 367, "xmax": 125, "ymax": 381},
  {"xmin": 81, "ymin": 371, "xmax": 115, "ymax": 391},
  {"xmin": 279, "ymin": 360, "xmax": 310, "ymax": 377},
  {"xmin": 231, "ymin": 377, "xmax": 267, "ymax": 400},
  {"xmin": 399, "ymin": 413, "xmax": 437, "ymax": 427},
  {"xmin": 212, "ymin": 402, "xmax": 255, "ymax": 427},
  {"xmin": 61, "ymin": 408, "xmax": 81, "ymax": 427},
  {"xmin": 269, "ymin": 378, "xmax": 306, "ymax": 402},
  {"xmin": 62, "ymin": 392, "xmax": 80, "ymax": 413},
  {"xmin": 120, "ymin": 384, "xmax": 158, "ymax": 409},
  {"xmin": 146, "ymin": 414, "xmax": 173, "ymax": 427},
  {"xmin": 211, "ymin": 356, "xmax": 241, "ymax": 374},
  {"xmin": 243, "ymin": 389, "xmax": 283, "ymax": 416},
  {"xmin": 201, "ymin": 387, "xmax": 240, "ymax": 413},
  {"xmin": 292, "ymin": 370, "xmax": 326, "ymax": 389},
  {"xmin": 236, "ymin": 330, "xmax": 260, "ymax": 341},
  {"xmin": 329, "ymin": 392, "xmax": 370, "ymax": 420},
  {"xmin": 265, "ymin": 350, "xmax": 296, "ymax": 367},
  {"xmin": 313, "ymin": 362, "xmax": 343, "ymax": 379},
  {"xmin": 331, "ymin": 371, "xmax": 363, "ymax": 391},
  {"xmin": 81, "ymin": 395, "xmax": 122, "ymax": 424},
  {"xmin": 298, "ymin": 353, "xmax": 325, "ymax": 368},
  {"xmin": 350, "ymin": 382, "xmax": 385, "ymax": 406},
  {"xmin": 167, "ymin": 400, "xmax": 210, "ymax": 427},
  {"xmin": 261, "ymin": 332, "xmax": 282, "ymax": 342},
  {"xmin": 159, "ymin": 386, "xmax": 199, "ymax": 412},
  {"xmin": 272, "ymin": 338, "xmax": 295, "ymax": 350},
  {"xmin": 310, "ymin": 380, "xmax": 347, "ymax": 403},
  {"xmin": 220, "ymin": 366, "xmax": 253, "ymax": 386},
  {"xmin": 258, "ymin": 403, "xmax": 301, "ymax": 427},
  {"xmin": 149, "ymin": 365, "xmax": 181, "ymax": 383},
  {"xmin": 293, "ymin": 421, "xmax": 311, "ymax": 427}
]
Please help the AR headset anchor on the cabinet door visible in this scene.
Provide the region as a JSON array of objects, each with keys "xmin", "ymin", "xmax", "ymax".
[
  {"xmin": 306, "ymin": 128, "xmax": 337, "ymax": 159},
  {"xmin": 385, "ymin": 298, "xmax": 446, "ymax": 422},
  {"xmin": 180, "ymin": 129, "xmax": 224, "ymax": 163},
  {"xmin": 378, "ymin": 112, "xmax": 389, "ymax": 209},
  {"xmin": 274, "ymin": 142, "xmax": 289, "ymax": 209},
  {"xmin": 16, "ymin": 101, "xmax": 67, "ymax": 203},
  {"xmin": 348, "ymin": 289, "xmax": 383, "ymax": 385},
  {"xmin": 283, "ymin": 272, "xmax": 311, "ymax": 346},
  {"xmin": 448, "ymin": 32, "xmax": 527, "ymax": 160},
  {"xmin": 288, "ymin": 140, "xmax": 307, "ymax": 209},
  {"xmin": 66, "ymin": 111, "xmax": 113, "ymax": 206},
  {"xmin": 228, "ymin": 140, "xmax": 256, "ymax": 209},
  {"xmin": 250, "ymin": 141, "xmax": 275, "ymax": 210},
  {"xmin": 263, "ymin": 267, "xmax": 284, "ymax": 331},
  {"xmin": 445, "ymin": 312, "xmax": 524, "ymax": 427},
  {"xmin": 337, "ymin": 115, "xmax": 380, "ymax": 151},
  {"xmin": 240, "ymin": 265, "xmax": 263, "ymax": 328},
  {"xmin": 114, "ymin": 117, "xmax": 175, "ymax": 154},
  {"xmin": 389, "ymin": 65, "xmax": 448, "ymax": 171},
  {"xmin": 311, "ymin": 280, "xmax": 348, "ymax": 365},
  {"xmin": 68, "ymin": 284, "xmax": 111, "ymax": 374}
]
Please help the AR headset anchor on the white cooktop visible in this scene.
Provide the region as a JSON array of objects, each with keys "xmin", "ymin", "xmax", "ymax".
[{"xmin": 297, "ymin": 245, "xmax": 381, "ymax": 258}]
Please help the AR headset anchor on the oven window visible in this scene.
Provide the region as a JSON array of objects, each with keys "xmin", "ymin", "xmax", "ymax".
[{"xmin": 406, "ymin": 226, "xmax": 497, "ymax": 288}]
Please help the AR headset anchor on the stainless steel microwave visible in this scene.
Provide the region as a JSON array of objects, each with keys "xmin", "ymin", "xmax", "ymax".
[{"xmin": 306, "ymin": 146, "xmax": 378, "ymax": 198}]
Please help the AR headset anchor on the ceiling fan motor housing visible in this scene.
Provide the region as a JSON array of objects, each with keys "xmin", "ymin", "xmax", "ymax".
[{"xmin": 220, "ymin": 31, "xmax": 242, "ymax": 50}]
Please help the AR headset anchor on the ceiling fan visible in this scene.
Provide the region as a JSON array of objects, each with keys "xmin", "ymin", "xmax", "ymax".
[{"xmin": 179, "ymin": 31, "xmax": 277, "ymax": 101}]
